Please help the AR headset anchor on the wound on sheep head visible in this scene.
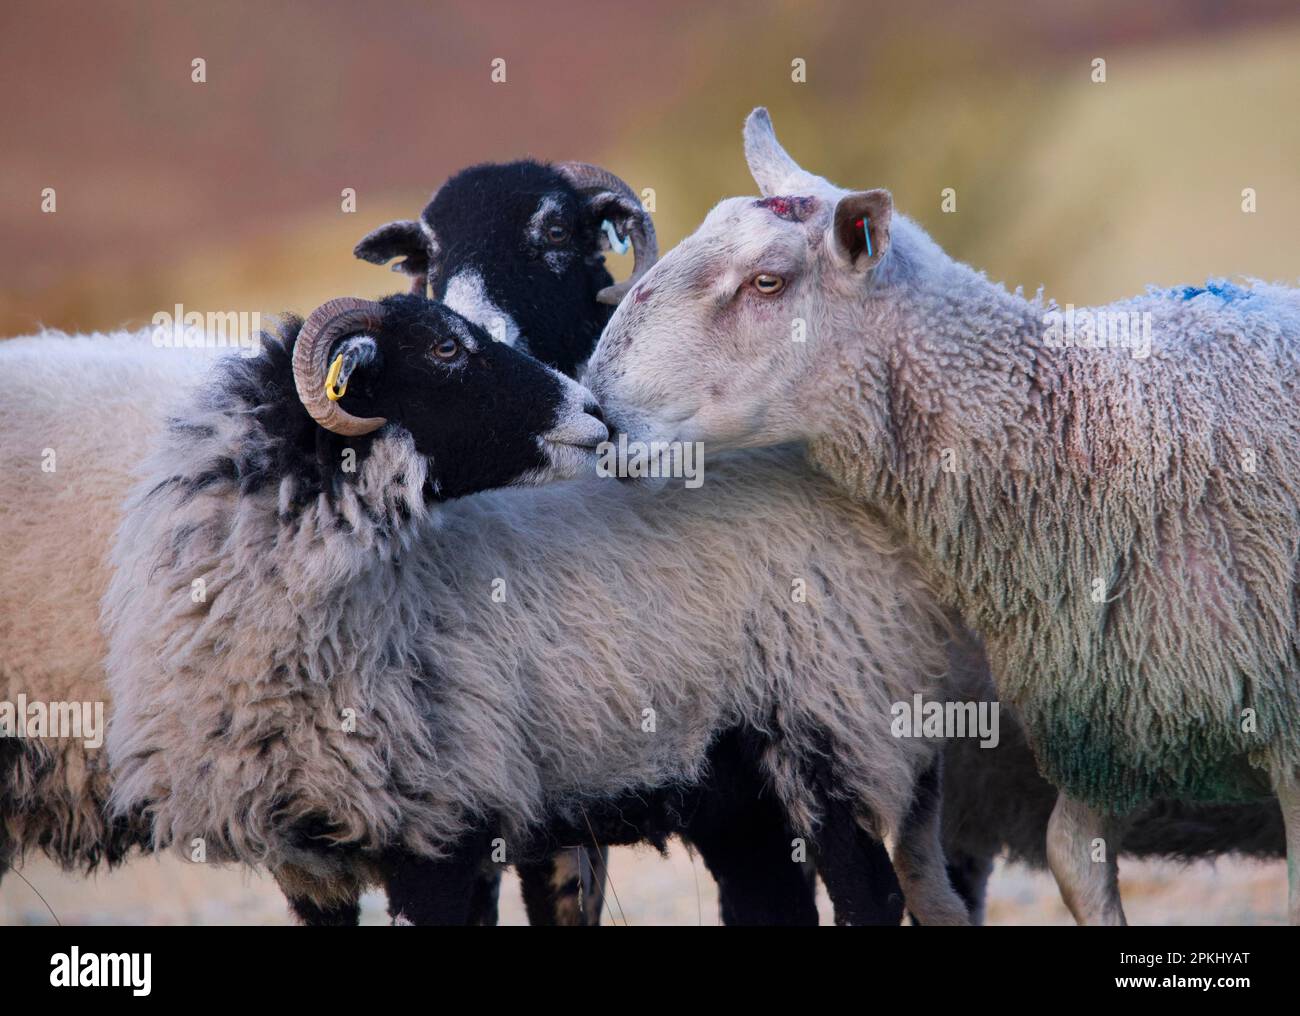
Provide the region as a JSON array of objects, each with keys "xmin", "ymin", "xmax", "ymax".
[
  {"xmin": 354, "ymin": 160, "xmax": 656, "ymax": 378},
  {"xmin": 234, "ymin": 293, "xmax": 606, "ymax": 506},
  {"xmin": 583, "ymin": 107, "xmax": 901, "ymax": 453}
]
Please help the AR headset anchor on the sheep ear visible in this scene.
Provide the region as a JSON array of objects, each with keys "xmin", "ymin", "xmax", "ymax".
[
  {"xmin": 328, "ymin": 334, "xmax": 382, "ymax": 397},
  {"xmin": 582, "ymin": 192, "xmax": 642, "ymax": 250},
  {"xmin": 829, "ymin": 190, "xmax": 892, "ymax": 271},
  {"xmin": 354, "ymin": 220, "xmax": 430, "ymax": 281}
]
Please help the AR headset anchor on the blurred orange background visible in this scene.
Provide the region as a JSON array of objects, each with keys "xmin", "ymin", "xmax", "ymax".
[
  {"xmin": 4, "ymin": 0, "xmax": 1299, "ymax": 339},
  {"xmin": 2, "ymin": 0, "xmax": 1297, "ymax": 924}
]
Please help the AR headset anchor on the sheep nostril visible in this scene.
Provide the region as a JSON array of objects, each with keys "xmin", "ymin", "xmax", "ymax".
[{"xmin": 584, "ymin": 402, "xmax": 606, "ymax": 427}]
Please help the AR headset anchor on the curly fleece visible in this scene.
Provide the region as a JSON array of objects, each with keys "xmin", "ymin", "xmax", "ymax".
[
  {"xmin": 810, "ymin": 244, "xmax": 1300, "ymax": 811},
  {"xmin": 100, "ymin": 323, "xmax": 955, "ymax": 899}
]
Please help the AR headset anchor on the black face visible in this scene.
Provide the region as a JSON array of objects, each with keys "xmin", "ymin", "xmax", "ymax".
[
  {"xmin": 428, "ymin": 162, "xmax": 616, "ymax": 377},
  {"xmin": 224, "ymin": 293, "xmax": 601, "ymax": 509},
  {"xmin": 354, "ymin": 161, "xmax": 619, "ymax": 379}
]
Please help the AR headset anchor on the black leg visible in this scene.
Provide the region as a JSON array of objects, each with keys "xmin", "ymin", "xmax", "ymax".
[
  {"xmin": 581, "ymin": 846, "xmax": 609, "ymax": 924},
  {"xmin": 944, "ymin": 850, "xmax": 994, "ymax": 925},
  {"xmin": 0, "ymin": 741, "xmax": 20, "ymax": 892},
  {"xmin": 680, "ymin": 728, "xmax": 819, "ymax": 925},
  {"xmin": 384, "ymin": 831, "xmax": 494, "ymax": 926},
  {"xmin": 812, "ymin": 792, "xmax": 905, "ymax": 926},
  {"xmin": 516, "ymin": 855, "xmax": 559, "ymax": 925},
  {"xmin": 684, "ymin": 799, "xmax": 819, "ymax": 925},
  {"xmin": 517, "ymin": 847, "xmax": 607, "ymax": 925},
  {"xmin": 466, "ymin": 869, "xmax": 503, "ymax": 926},
  {"xmin": 273, "ymin": 864, "xmax": 362, "ymax": 926},
  {"xmin": 286, "ymin": 893, "xmax": 361, "ymax": 926}
]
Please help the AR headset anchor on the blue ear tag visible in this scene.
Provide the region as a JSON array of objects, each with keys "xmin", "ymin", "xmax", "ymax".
[
  {"xmin": 601, "ymin": 219, "xmax": 631, "ymax": 255},
  {"xmin": 855, "ymin": 215, "xmax": 872, "ymax": 258}
]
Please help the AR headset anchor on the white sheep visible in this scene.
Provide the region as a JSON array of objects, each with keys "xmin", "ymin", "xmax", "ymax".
[
  {"xmin": 0, "ymin": 330, "xmax": 224, "ymax": 880},
  {"xmin": 583, "ymin": 106, "xmax": 1300, "ymax": 925}
]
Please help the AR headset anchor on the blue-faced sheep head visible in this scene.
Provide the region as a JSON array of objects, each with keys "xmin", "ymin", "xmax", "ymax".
[
  {"xmin": 288, "ymin": 293, "xmax": 607, "ymax": 500},
  {"xmin": 584, "ymin": 109, "xmax": 898, "ymax": 454},
  {"xmin": 354, "ymin": 161, "xmax": 656, "ymax": 378}
]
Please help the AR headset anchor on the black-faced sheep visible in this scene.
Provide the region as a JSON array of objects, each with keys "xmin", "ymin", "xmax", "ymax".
[
  {"xmin": 357, "ymin": 158, "xmax": 834, "ymax": 926},
  {"xmin": 2, "ymin": 163, "xmax": 879, "ymax": 928},
  {"xmin": 2, "ymin": 160, "xmax": 696, "ymax": 926},
  {"xmin": 100, "ymin": 291, "xmax": 972, "ymax": 925},
  {"xmin": 583, "ymin": 106, "xmax": 1300, "ymax": 925},
  {"xmin": 358, "ymin": 157, "xmax": 653, "ymax": 924},
  {"xmin": 355, "ymin": 159, "xmax": 654, "ymax": 377}
]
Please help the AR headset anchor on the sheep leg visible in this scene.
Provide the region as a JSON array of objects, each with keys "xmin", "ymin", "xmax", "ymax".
[
  {"xmin": 685, "ymin": 819, "xmax": 819, "ymax": 926},
  {"xmin": 466, "ymin": 868, "xmax": 503, "ymax": 926},
  {"xmin": 1046, "ymin": 793, "xmax": 1126, "ymax": 925},
  {"xmin": 889, "ymin": 756, "xmax": 972, "ymax": 926},
  {"xmin": 384, "ymin": 832, "xmax": 496, "ymax": 925},
  {"xmin": 581, "ymin": 846, "xmax": 609, "ymax": 924},
  {"xmin": 811, "ymin": 791, "xmax": 906, "ymax": 925},
  {"xmin": 1277, "ymin": 775, "xmax": 1300, "ymax": 925},
  {"xmin": 516, "ymin": 847, "xmax": 608, "ymax": 925},
  {"xmin": 944, "ymin": 849, "xmax": 995, "ymax": 925},
  {"xmin": 683, "ymin": 732, "xmax": 819, "ymax": 924},
  {"xmin": 908, "ymin": 850, "xmax": 994, "ymax": 926},
  {"xmin": 272, "ymin": 865, "xmax": 362, "ymax": 926},
  {"xmin": 284, "ymin": 893, "xmax": 361, "ymax": 926}
]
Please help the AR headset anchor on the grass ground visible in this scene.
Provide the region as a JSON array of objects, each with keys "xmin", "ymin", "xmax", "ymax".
[{"xmin": 1, "ymin": 845, "xmax": 1286, "ymax": 925}]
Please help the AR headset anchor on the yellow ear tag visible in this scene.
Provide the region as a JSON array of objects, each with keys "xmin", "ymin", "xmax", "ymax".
[{"xmin": 325, "ymin": 352, "xmax": 348, "ymax": 402}]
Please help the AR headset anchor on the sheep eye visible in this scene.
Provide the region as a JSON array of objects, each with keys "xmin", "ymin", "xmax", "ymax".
[
  {"xmin": 546, "ymin": 224, "xmax": 570, "ymax": 245},
  {"xmin": 753, "ymin": 273, "xmax": 785, "ymax": 295},
  {"xmin": 432, "ymin": 337, "xmax": 461, "ymax": 360}
]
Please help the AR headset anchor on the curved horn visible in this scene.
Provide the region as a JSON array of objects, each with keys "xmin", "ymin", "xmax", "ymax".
[
  {"xmin": 554, "ymin": 162, "xmax": 658, "ymax": 305},
  {"xmin": 292, "ymin": 297, "xmax": 388, "ymax": 436}
]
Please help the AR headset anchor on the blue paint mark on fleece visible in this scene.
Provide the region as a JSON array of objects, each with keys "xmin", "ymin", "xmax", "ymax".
[{"xmin": 1173, "ymin": 279, "xmax": 1253, "ymax": 303}]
